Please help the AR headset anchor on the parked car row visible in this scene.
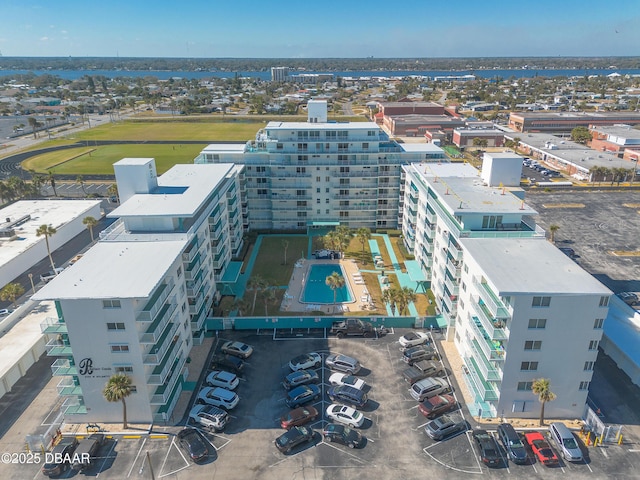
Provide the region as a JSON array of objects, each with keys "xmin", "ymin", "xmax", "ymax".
[
  {"xmin": 276, "ymin": 351, "xmax": 369, "ymax": 454},
  {"xmin": 523, "ymin": 158, "xmax": 562, "ymax": 177}
]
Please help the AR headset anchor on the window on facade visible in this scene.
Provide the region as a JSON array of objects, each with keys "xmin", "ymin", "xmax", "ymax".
[
  {"xmin": 316, "ymin": 198, "xmax": 320, "ymax": 204},
  {"xmin": 325, "ymin": 188, "xmax": 329, "ymax": 193},
  {"xmin": 130, "ymin": 386, "xmax": 138, "ymax": 393},
  {"xmin": 297, "ymin": 201, "xmax": 307, "ymax": 207},
  {"xmin": 588, "ymin": 340, "xmax": 599, "ymax": 351},
  {"xmin": 256, "ymin": 166, "xmax": 266, "ymax": 173},
  {"xmin": 110, "ymin": 344, "xmax": 129, "ymax": 353},
  {"xmin": 481, "ymin": 215, "xmax": 503, "ymax": 229},
  {"xmin": 339, "ymin": 211, "xmax": 349, "ymax": 217},
  {"xmin": 528, "ymin": 318, "xmax": 547, "ymax": 329},
  {"xmin": 517, "ymin": 382, "xmax": 533, "ymax": 391},
  {"xmin": 177, "ymin": 266, "xmax": 182, "ymax": 278},
  {"xmin": 362, "ymin": 143, "xmax": 369, "ymax": 149},
  {"xmin": 584, "ymin": 361, "xmax": 594, "ymax": 371},
  {"xmin": 532, "ymin": 296, "xmax": 551, "ymax": 307},
  {"xmin": 296, "ymin": 190, "xmax": 306, "ymax": 196},
  {"xmin": 297, "ymin": 211, "xmax": 307, "ymax": 217},
  {"xmin": 340, "ymin": 166, "xmax": 350, "ymax": 173},
  {"xmin": 296, "ymin": 167, "xmax": 306, "ymax": 174},
  {"xmin": 257, "ymin": 189, "xmax": 268, "ymax": 195},
  {"xmin": 524, "ymin": 340, "xmax": 542, "ymax": 350},
  {"xmin": 461, "ymin": 282, "xmax": 467, "ymax": 292},
  {"xmin": 326, "ymin": 209, "xmax": 330, "ymax": 214},
  {"xmin": 256, "ymin": 178, "xmax": 267, "ymax": 184},
  {"xmin": 339, "ymin": 178, "xmax": 350, "ymax": 185},
  {"xmin": 340, "ymin": 201, "xmax": 349, "ymax": 207},
  {"xmin": 521, "ymin": 361, "xmax": 539, "ymax": 371},
  {"xmin": 599, "ymin": 296, "xmax": 609, "ymax": 307},
  {"xmin": 115, "ymin": 366, "xmax": 133, "ymax": 373},
  {"xmin": 579, "ymin": 381, "xmax": 590, "ymax": 391},
  {"xmin": 102, "ymin": 299, "xmax": 121, "ymax": 309},
  {"xmin": 593, "ymin": 318, "xmax": 604, "ymax": 329},
  {"xmin": 316, "ymin": 188, "xmax": 321, "ymax": 193},
  {"xmin": 316, "ymin": 176, "xmax": 321, "ymax": 182},
  {"xmin": 107, "ymin": 322, "xmax": 125, "ymax": 331}
]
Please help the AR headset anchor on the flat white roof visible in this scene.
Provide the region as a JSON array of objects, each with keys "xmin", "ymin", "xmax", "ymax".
[
  {"xmin": 33, "ymin": 239, "xmax": 187, "ymax": 300},
  {"xmin": 109, "ymin": 163, "xmax": 238, "ymax": 218},
  {"xmin": 114, "ymin": 157, "xmax": 154, "ymax": 166},
  {"xmin": 399, "ymin": 143, "xmax": 444, "ymax": 154},
  {"xmin": 408, "ymin": 163, "xmax": 537, "ymax": 215},
  {"xmin": 461, "ymin": 238, "xmax": 611, "ymax": 295},
  {"xmin": 0, "ymin": 200, "xmax": 101, "ymax": 270},
  {"xmin": 201, "ymin": 143, "xmax": 246, "ymax": 153},
  {"xmin": 265, "ymin": 121, "xmax": 378, "ymax": 130},
  {"xmin": 485, "ymin": 152, "xmax": 523, "ymax": 160}
]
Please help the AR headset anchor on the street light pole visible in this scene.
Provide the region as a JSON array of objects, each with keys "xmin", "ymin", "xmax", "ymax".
[{"xmin": 28, "ymin": 273, "xmax": 35, "ymax": 294}]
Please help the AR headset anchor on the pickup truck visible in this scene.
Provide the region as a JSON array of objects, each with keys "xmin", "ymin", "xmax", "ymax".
[
  {"xmin": 402, "ymin": 360, "xmax": 445, "ymax": 385},
  {"xmin": 329, "ymin": 318, "xmax": 375, "ymax": 338}
]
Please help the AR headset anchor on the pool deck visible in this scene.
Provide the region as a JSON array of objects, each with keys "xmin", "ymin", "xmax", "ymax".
[{"xmin": 281, "ymin": 258, "xmax": 375, "ymax": 314}]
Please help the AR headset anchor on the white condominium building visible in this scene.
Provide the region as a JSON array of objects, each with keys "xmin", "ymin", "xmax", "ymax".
[
  {"xmin": 34, "ymin": 159, "xmax": 245, "ymax": 424},
  {"xmin": 401, "ymin": 161, "xmax": 611, "ymax": 419},
  {"xmin": 195, "ymin": 99, "xmax": 446, "ymax": 231}
]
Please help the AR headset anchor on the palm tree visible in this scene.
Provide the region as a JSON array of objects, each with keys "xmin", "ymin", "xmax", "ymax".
[
  {"xmin": 396, "ymin": 286, "xmax": 417, "ymax": 316},
  {"xmin": 325, "ymin": 272, "xmax": 346, "ymax": 313},
  {"xmin": 28, "ymin": 117, "xmax": 38, "ymax": 139},
  {"xmin": 381, "ymin": 288, "xmax": 399, "ymax": 316},
  {"xmin": 0, "ymin": 282, "xmax": 25, "ymax": 307},
  {"xmin": 323, "ymin": 230, "xmax": 340, "ymax": 252},
  {"xmin": 76, "ymin": 175, "xmax": 87, "ymax": 196},
  {"xmin": 246, "ymin": 275, "xmax": 266, "ymax": 315},
  {"xmin": 356, "ymin": 227, "xmax": 371, "ymax": 263},
  {"xmin": 281, "ymin": 239, "xmax": 289, "ymax": 265},
  {"xmin": 262, "ymin": 284, "xmax": 278, "ymax": 316},
  {"xmin": 548, "ymin": 224, "xmax": 560, "ymax": 243},
  {"xmin": 47, "ymin": 171, "xmax": 57, "ymax": 197},
  {"xmin": 107, "ymin": 184, "xmax": 119, "ymax": 203},
  {"xmin": 36, "ymin": 224, "xmax": 58, "ymax": 271},
  {"xmin": 103, "ymin": 374, "xmax": 133, "ymax": 429},
  {"xmin": 532, "ymin": 378, "xmax": 557, "ymax": 427},
  {"xmin": 335, "ymin": 226, "xmax": 353, "ymax": 254},
  {"xmin": 231, "ymin": 297, "xmax": 251, "ymax": 317},
  {"xmin": 83, "ymin": 216, "xmax": 98, "ymax": 242}
]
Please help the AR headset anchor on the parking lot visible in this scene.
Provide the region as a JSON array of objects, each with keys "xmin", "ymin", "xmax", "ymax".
[{"xmin": 4, "ymin": 329, "xmax": 639, "ymax": 479}]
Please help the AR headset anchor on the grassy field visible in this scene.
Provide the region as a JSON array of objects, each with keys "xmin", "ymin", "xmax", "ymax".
[
  {"xmin": 249, "ymin": 235, "xmax": 309, "ymax": 286},
  {"xmin": 22, "ymin": 143, "xmax": 207, "ymax": 175}
]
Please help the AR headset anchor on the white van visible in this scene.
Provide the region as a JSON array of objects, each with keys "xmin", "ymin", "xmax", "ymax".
[{"xmin": 549, "ymin": 422, "xmax": 583, "ymax": 462}]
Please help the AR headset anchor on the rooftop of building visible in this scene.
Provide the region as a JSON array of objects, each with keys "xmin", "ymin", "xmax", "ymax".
[
  {"xmin": 484, "ymin": 152, "xmax": 523, "ymax": 160},
  {"xmin": 406, "ymin": 163, "xmax": 537, "ymax": 215},
  {"xmin": 200, "ymin": 143, "xmax": 246, "ymax": 153},
  {"xmin": 388, "ymin": 114, "xmax": 465, "ymax": 123},
  {"xmin": 265, "ymin": 120, "xmax": 379, "ymax": 130},
  {"xmin": 511, "ymin": 111, "xmax": 640, "ymax": 120},
  {"xmin": 33, "ymin": 239, "xmax": 187, "ymax": 300},
  {"xmin": 379, "ymin": 101, "xmax": 443, "ymax": 108},
  {"xmin": 0, "ymin": 200, "xmax": 101, "ymax": 270},
  {"xmin": 510, "ymin": 132, "xmax": 632, "ymax": 170},
  {"xmin": 398, "ymin": 143, "xmax": 445, "ymax": 154},
  {"xmin": 460, "ymin": 237, "xmax": 612, "ymax": 295},
  {"xmin": 589, "ymin": 124, "xmax": 640, "ymax": 139},
  {"xmin": 109, "ymin": 163, "xmax": 239, "ymax": 218}
]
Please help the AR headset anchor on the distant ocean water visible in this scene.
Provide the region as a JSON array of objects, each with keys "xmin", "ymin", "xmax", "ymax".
[{"xmin": 1, "ymin": 68, "xmax": 640, "ymax": 81}]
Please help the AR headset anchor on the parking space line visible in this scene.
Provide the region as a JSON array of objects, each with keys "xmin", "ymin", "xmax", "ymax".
[
  {"xmin": 318, "ymin": 440, "xmax": 368, "ymax": 463},
  {"xmin": 127, "ymin": 437, "xmax": 146, "ymax": 478},
  {"xmin": 159, "ymin": 437, "xmax": 191, "ymax": 478},
  {"xmin": 95, "ymin": 439, "xmax": 117, "ymax": 477},
  {"xmin": 466, "ymin": 431, "xmax": 485, "ymax": 474},
  {"xmin": 422, "ymin": 444, "xmax": 483, "ymax": 475}
]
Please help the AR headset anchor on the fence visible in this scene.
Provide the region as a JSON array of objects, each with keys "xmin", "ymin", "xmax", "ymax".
[
  {"xmin": 205, "ymin": 315, "xmax": 439, "ymax": 331},
  {"xmin": 583, "ymin": 404, "xmax": 623, "ymax": 444}
]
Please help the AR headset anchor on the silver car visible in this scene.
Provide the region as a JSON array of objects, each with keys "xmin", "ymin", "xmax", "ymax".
[{"xmin": 325, "ymin": 354, "xmax": 361, "ymax": 375}]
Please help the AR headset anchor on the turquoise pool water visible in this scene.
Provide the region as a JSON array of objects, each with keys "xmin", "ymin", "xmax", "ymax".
[{"xmin": 302, "ymin": 264, "xmax": 353, "ymax": 304}]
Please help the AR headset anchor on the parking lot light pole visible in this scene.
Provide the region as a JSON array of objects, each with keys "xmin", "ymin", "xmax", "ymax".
[{"xmin": 28, "ymin": 273, "xmax": 35, "ymax": 294}]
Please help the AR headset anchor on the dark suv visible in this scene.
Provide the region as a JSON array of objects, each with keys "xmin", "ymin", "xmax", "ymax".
[
  {"xmin": 402, "ymin": 345, "xmax": 438, "ymax": 365},
  {"xmin": 211, "ymin": 355, "xmax": 244, "ymax": 375},
  {"xmin": 497, "ymin": 423, "xmax": 528, "ymax": 464},
  {"xmin": 327, "ymin": 385, "xmax": 368, "ymax": 408},
  {"xmin": 42, "ymin": 437, "xmax": 79, "ymax": 477}
]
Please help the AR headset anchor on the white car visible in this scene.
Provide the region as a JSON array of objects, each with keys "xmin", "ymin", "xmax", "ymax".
[
  {"xmin": 221, "ymin": 340, "xmax": 253, "ymax": 359},
  {"xmin": 189, "ymin": 404, "xmax": 228, "ymax": 432},
  {"xmin": 197, "ymin": 387, "xmax": 239, "ymax": 410},
  {"xmin": 0, "ymin": 309, "xmax": 12, "ymax": 316},
  {"xmin": 399, "ymin": 331, "xmax": 430, "ymax": 349},
  {"xmin": 206, "ymin": 370, "xmax": 239, "ymax": 390},
  {"xmin": 328, "ymin": 372, "xmax": 366, "ymax": 391},
  {"xmin": 325, "ymin": 404, "xmax": 365, "ymax": 428},
  {"xmin": 289, "ymin": 352, "xmax": 322, "ymax": 371}
]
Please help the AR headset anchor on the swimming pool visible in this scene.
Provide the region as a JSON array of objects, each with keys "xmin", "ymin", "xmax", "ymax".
[{"xmin": 301, "ymin": 264, "xmax": 354, "ymax": 304}]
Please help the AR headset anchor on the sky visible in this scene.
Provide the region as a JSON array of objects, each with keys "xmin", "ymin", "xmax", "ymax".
[{"xmin": 0, "ymin": 0, "xmax": 639, "ymax": 58}]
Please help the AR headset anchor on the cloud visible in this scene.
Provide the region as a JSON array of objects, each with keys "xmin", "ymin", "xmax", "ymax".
[
  {"xmin": 40, "ymin": 36, "xmax": 49, "ymax": 41},
  {"xmin": 60, "ymin": 30, "xmax": 68, "ymax": 34}
]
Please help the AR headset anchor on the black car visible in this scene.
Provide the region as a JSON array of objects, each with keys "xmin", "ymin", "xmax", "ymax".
[
  {"xmin": 42, "ymin": 437, "xmax": 79, "ymax": 477},
  {"xmin": 322, "ymin": 423, "xmax": 364, "ymax": 448},
  {"xmin": 211, "ymin": 355, "xmax": 244, "ymax": 375},
  {"xmin": 285, "ymin": 384, "xmax": 321, "ymax": 408},
  {"xmin": 177, "ymin": 428, "xmax": 209, "ymax": 463},
  {"xmin": 283, "ymin": 369, "xmax": 320, "ymax": 390},
  {"xmin": 472, "ymin": 429, "xmax": 501, "ymax": 467},
  {"xmin": 497, "ymin": 423, "xmax": 528, "ymax": 464},
  {"xmin": 327, "ymin": 385, "xmax": 368, "ymax": 408},
  {"xmin": 274, "ymin": 426, "xmax": 315, "ymax": 453}
]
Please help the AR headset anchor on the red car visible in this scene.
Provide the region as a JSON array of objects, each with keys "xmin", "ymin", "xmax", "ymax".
[
  {"xmin": 280, "ymin": 406, "xmax": 318, "ymax": 429},
  {"xmin": 418, "ymin": 394, "xmax": 456, "ymax": 419},
  {"xmin": 524, "ymin": 431, "xmax": 559, "ymax": 466}
]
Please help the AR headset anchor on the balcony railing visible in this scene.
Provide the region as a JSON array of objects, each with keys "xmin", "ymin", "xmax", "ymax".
[
  {"xmin": 464, "ymin": 356, "xmax": 500, "ymax": 401},
  {"xmin": 469, "ymin": 318, "xmax": 505, "ymax": 362},
  {"xmin": 143, "ymin": 322, "xmax": 180, "ymax": 365},
  {"xmin": 191, "ymin": 302, "xmax": 207, "ymax": 331},
  {"xmin": 51, "ymin": 359, "xmax": 77, "ymax": 376},
  {"xmin": 472, "ymin": 299, "xmax": 509, "ymax": 341},
  {"xmin": 62, "ymin": 396, "xmax": 87, "ymax": 415},
  {"xmin": 444, "ymin": 274, "xmax": 459, "ymax": 296},
  {"xmin": 57, "ymin": 377, "xmax": 83, "ymax": 396},
  {"xmin": 137, "ymin": 279, "xmax": 175, "ymax": 323},
  {"xmin": 150, "ymin": 356, "xmax": 186, "ymax": 404},
  {"xmin": 473, "ymin": 279, "xmax": 511, "ymax": 319},
  {"xmin": 46, "ymin": 339, "xmax": 73, "ymax": 357},
  {"xmin": 181, "ymin": 236, "xmax": 199, "ymax": 263},
  {"xmin": 445, "ymin": 256, "xmax": 461, "ymax": 278},
  {"xmin": 40, "ymin": 317, "xmax": 67, "ymax": 334},
  {"xmin": 139, "ymin": 302, "xmax": 178, "ymax": 344},
  {"xmin": 189, "ymin": 293, "xmax": 205, "ymax": 315},
  {"xmin": 467, "ymin": 338, "xmax": 502, "ymax": 382},
  {"xmin": 448, "ymin": 241, "xmax": 463, "ymax": 260}
]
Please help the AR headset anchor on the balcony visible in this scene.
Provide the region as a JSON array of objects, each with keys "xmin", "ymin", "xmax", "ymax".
[
  {"xmin": 62, "ymin": 396, "xmax": 87, "ymax": 415},
  {"xmin": 464, "ymin": 356, "xmax": 500, "ymax": 402},
  {"xmin": 472, "ymin": 299, "xmax": 509, "ymax": 341},
  {"xmin": 445, "ymin": 256, "xmax": 461, "ymax": 278},
  {"xmin": 40, "ymin": 317, "xmax": 67, "ymax": 334},
  {"xmin": 136, "ymin": 279, "xmax": 175, "ymax": 323},
  {"xmin": 139, "ymin": 302, "xmax": 178, "ymax": 344},
  {"xmin": 182, "ymin": 237, "xmax": 199, "ymax": 263},
  {"xmin": 150, "ymin": 356, "xmax": 186, "ymax": 404},
  {"xmin": 148, "ymin": 338, "xmax": 182, "ymax": 383},
  {"xmin": 425, "ymin": 209, "xmax": 436, "ymax": 223},
  {"xmin": 448, "ymin": 241, "xmax": 463, "ymax": 260},
  {"xmin": 191, "ymin": 302, "xmax": 207, "ymax": 332},
  {"xmin": 186, "ymin": 271, "xmax": 204, "ymax": 298},
  {"xmin": 473, "ymin": 279, "xmax": 511, "ymax": 319},
  {"xmin": 57, "ymin": 377, "xmax": 83, "ymax": 396},
  {"xmin": 468, "ymin": 338, "xmax": 502, "ymax": 382},
  {"xmin": 469, "ymin": 318, "xmax": 505, "ymax": 362},
  {"xmin": 443, "ymin": 274, "xmax": 459, "ymax": 296},
  {"xmin": 442, "ymin": 293, "xmax": 458, "ymax": 314},
  {"xmin": 189, "ymin": 293, "xmax": 205, "ymax": 315},
  {"xmin": 51, "ymin": 359, "xmax": 77, "ymax": 376},
  {"xmin": 143, "ymin": 322, "xmax": 180, "ymax": 365},
  {"xmin": 46, "ymin": 339, "xmax": 73, "ymax": 357}
]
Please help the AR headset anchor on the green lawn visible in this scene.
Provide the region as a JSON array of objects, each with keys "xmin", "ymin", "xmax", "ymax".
[
  {"xmin": 249, "ymin": 236, "xmax": 309, "ymax": 286},
  {"xmin": 22, "ymin": 144, "xmax": 207, "ymax": 175}
]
